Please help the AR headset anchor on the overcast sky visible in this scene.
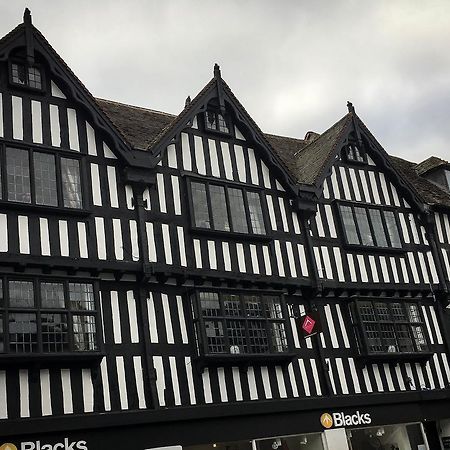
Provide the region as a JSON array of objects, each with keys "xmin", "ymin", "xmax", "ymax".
[{"xmin": 2, "ymin": 1, "xmax": 450, "ymax": 162}]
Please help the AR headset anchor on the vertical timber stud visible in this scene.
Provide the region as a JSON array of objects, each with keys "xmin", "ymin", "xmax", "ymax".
[
  {"xmin": 299, "ymin": 211, "xmax": 333, "ymax": 397},
  {"xmin": 132, "ymin": 181, "xmax": 160, "ymax": 409},
  {"xmin": 423, "ymin": 211, "xmax": 450, "ymax": 355}
]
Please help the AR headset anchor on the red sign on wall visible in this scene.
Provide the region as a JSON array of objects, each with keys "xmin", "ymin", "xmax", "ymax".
[{"xmin": 296, "ymin": 311, "xmax": 322, "ymax": 338}]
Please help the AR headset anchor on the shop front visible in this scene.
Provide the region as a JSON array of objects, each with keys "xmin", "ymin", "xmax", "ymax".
[{"xmin": 1, "ymin": 394, "xmax": 449, "ymax": 450}]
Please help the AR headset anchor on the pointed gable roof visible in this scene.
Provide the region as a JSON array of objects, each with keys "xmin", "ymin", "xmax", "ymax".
[
  {"xmin": 294, "ymin": 113, "xmax": 352, "ymax": 185},
  {"xmin": 0, "ymin": 11, "xmax": 161, "ymax": 169}
]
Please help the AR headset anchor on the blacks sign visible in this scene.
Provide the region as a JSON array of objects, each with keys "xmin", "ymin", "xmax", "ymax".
[{"xmin": 296, "ymin": 311, "xmax": 322, "ymax": 338}]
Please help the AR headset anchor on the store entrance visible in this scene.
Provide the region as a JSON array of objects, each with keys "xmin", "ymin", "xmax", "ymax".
[{"xmin": 347, "ymin": 423, "xmax": 428, "ymax": 450}]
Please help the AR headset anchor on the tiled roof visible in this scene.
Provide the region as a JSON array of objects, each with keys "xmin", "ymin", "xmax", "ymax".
[
  {"xmin": 96, "ymin": 98, "xmax": 176, "ymax": 151},
  {"xmin": 294, "ymin": 114, "xmax": 352, "ymax": 184},
  {"xmin": 95, "ymin": 97, "xmax": 450, "ymax": 209},
  {"xmin": 390, "ymin": 156, "xmax": 450, "ymax": 209},
  {"xmin": 415, "ymin": 156, "xmax": 449, "ymax": 176}
]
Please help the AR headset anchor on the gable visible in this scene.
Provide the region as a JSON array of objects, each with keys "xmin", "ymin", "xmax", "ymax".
[
  {"xmin": 147, "ymin": 67, "xmax": 300, "ymax": 197},
  {"xmin": 0, "ymin": 15, "xmax": 158, "ymax": 169}
]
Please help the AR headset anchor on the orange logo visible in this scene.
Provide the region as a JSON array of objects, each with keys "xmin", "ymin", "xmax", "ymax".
[
  {"xmin": 0, "ymin": 444, "xmax": 18, "ymax": 450},
  {"xmin": 320, "ymin": 413, "xmax": 333, "ymax": 429}
]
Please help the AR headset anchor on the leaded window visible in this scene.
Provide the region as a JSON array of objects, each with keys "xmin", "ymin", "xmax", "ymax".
[
  {"xmin": 353, "ymin": 300, "xmax": 429, "ymax": 356},
  {"xmin": 190, "ymin": 180, "xmax": 266, "ymax": 235},
  {"xmin": 10, "ymin": 62, "xmax": 43, "ymax": 90},
  {"xmin": 1, "ymin": 146, "xmax": 83, "ymax": 209},
  {"xmin": 0, "ymin": 278, "xmax": 99, "ymax": 355},
  {"xmin": 338, "ymin": 203, "xmax": 402, "ymax": 249},
  {"xmin": 193, "ymin": 291, "xmax": 289, "ymax": 356},
  {"xmin": 205, "ymin": 111, "xmax": 230, "ymax": 134}
]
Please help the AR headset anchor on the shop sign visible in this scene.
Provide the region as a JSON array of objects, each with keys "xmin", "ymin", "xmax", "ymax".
[
  {"xmin": 0, "ymin": 439, "xmax": 88, "ymax": 450},
  {"xmin": 296, "ymin": 311, "xmax": 322, "ymax": 338},
  {"xmin": 320, "ymin": 410, "xmax": 372, "ymax": 428}
]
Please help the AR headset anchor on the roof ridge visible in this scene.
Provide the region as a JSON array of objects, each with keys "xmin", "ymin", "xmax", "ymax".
[
  {"xmin": 264, "ymin": 132, "xmax": 306, "ymax": 142},
  {"xmin": 95, "ymin": 97, "xmax": 177, "ymax": 118}
]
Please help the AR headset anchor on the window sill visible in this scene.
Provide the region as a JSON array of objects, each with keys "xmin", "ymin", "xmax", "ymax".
[
  {"xmin": 356, "ymin": 351, "xmax": 433, "ymax": 364},
  {"xmin": 194, "ymin": 352, "xmax": 296, "ymax": 368},
  {"xmin": 343, "ymin": 243, "xmax": 406, "ymax": 254},
  {"xmin": 0, "ymin": 200, "xmax": 91, "ymax": 217},
  {"xmin": 190, "ymin": 227, "xmax": 273, "ymax": 243},
  {"xmin": 0, "ymin": 351, "xmax": 105, "ymax": 368},
  {"xmin": 9, "ymin": 82, "xmax": 45, "ymax": 95}
]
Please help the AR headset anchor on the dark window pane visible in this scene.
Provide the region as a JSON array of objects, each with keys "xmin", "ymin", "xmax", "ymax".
[
  {"xmin": 6, "ymin": 147, "xmax": 31, "ymax": 203},
  {"xmin": 210, "ymin": 185, "xmax": 230, "ymax": 231},
  {"xmin": 8, "ymin": 312, "xmax": 38, "ymax": 352},
  {"xmin": 73, "ymin": 315, "xmax": 97, "ymax": 351},
  {"xmin": 248, "ymin": 321, "xmax": 269, "ymax": 353},
  {"xmin": 192, "ymin": 182, "xmax": 210, "ymax": 228},
  {"xmin": 28, "ymin": 67, "xmax": 42, "ymax": 89},
  {"xmin": 227, "ymin": 319, "xmax": 246, "ymax": 354},
  {"xmin": 223, "ymin": 294, "xmax": 241, "ymax": 316},
  {"xmin": 364, "ymin": 322, "xmax": 383, "ymax": 353},
  {"xmin": 204, "ymin": 320, "xmax": 225, "ymax": 353},
  {"xmin": 61, "ymin": 158, "xmax": 83, "ymax": 208},
  {"xmin": 375, "ymin": 302, "xmax": 390, "ymax": 321},
  {"xmin": 396, "ymin": 324, "xmax": 414, "ymax": 352},
  {"xmin": 11, "ymin": 63, "xmax": 26, "ymax": 85},
  {"xmin": 355, "ymin": 207, "xmax": 374, "ymax": 246},
  {"xmin": 217, "ymin": 114, "xmax": 229, "ymax": 133},
  {"xmin": 384, "ymin": 211, "xmax": 401, "ymax": 248},
  {"xmin": 0, "ymin": 279, "xmax": 3, "ymax": 307},
  {"xmin": 41, "ymin": 282, "xmax": 65, "ymax": 308},
  {"xmin": 369, "ymin": 209, "xmax": 388, "ymax": 247},
  {"xmin": 247, "ymin": 192, "xmax": 265, "ymax": 234},
  {"xmin": 390, "ymin": 303, "xmax": 406, "ymax": 321},
  {"xmin": 229, "ymin": 188, "xmax": 248, "ymax": 233},
  {"xmin": 199, "ymin": 292, "xmax": 220, "ymax": 317},
  {"xmin": 9, "ymin": 281, "xmax": 34, "ymax": 308},
  {"xmin": 264, "ymin": 296, "xmax": 283, "ymax": 319},
  {"xmin": 42, "ymin": 313, "xmax": 69, "ymax": 352},
  {"xmin": 244, "ymin": 295, "xmax": 263, "ymax": 317},
  {"xmin": 205, "ymin": 112, "xmax": 217, "ymax": 130},
  {"xmin": 380, "ymin": 323, "xmax": 398, "ymax": 352},
  {"xmin": 340, "ymin": 205, "xmax": 359, "ymax": 244},
  {"xmin": 69, "ymin": 283, "xmax": 95, "ymax": 311},
  {"xmin": 358, "ymin": 301, "xmax": 376, "ymax": 322},
  {"xmin": 34, "ymin": 153, "xmax": 57, "ymax": 206}
]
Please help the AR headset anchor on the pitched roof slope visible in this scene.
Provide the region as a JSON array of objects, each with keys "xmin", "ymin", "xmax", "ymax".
[
  {"xmin": 96, "ymin": 98, "xmax": 175, "ymax": 151},
  {"xmin": 390, "ymin": 156, "xmax": 450, "ymax": 208},
  {"xmin": 415, "ymin": 156, "xmax": 449, "ymax": 176},
  {"xmin": 294, "ymin": 113, "xmax": 352, "ymax": 185}
]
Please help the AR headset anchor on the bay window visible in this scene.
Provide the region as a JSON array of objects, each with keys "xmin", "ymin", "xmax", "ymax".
[
  {"xmin": 351, "ymin": 299, "xmax": 430, "ymax": 358},
  {"xmin": 192, "ymin": 291, "xmax": 289, "ymax": 358},
  {"xmin": 0, "ymin": 277, "xmax": 100, "ymax": 355}
]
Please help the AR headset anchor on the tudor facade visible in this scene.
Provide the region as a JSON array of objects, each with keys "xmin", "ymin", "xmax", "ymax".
[{"xmin": 0, "ymin": 9, "xmax": 449, "ymax": 450}]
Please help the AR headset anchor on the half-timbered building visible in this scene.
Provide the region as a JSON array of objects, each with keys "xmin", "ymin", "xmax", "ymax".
[{"xmin": 0, "ymin": 10, "xmax": 449, "ymax": 450}]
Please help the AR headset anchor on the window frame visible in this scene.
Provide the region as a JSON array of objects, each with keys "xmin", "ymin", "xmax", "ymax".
[
  {"xmin": 203, "ymin": 110, "xmax": 231, "ymax": 135},
  {"xmin": 187, "ymin": 177, "xmax": 271, "ymax": 240},
  {"xmin": 350, "ymin": 298, "xmax": 433, "ymax": 362},
  {"xmin": 342, "ymin": 139, "xmax": 368, "ymax": 165},
  {"xmin": 8, "ymin": 60, "xmax": 46, "ymax": 93},
  {"xmin": 191, "ymin": 289, "xmax": 295, "ymax": 365},
  {"xmin": 335, "ymin": 201, "xmax": 404, "ymax": 252},
  {"xmin": 0, "ymin": 275, "xmax": 103, "ymax": 364},
  {"xmin": 0, "ymin": 143, "xmax": 87, "ymax": 214}
]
